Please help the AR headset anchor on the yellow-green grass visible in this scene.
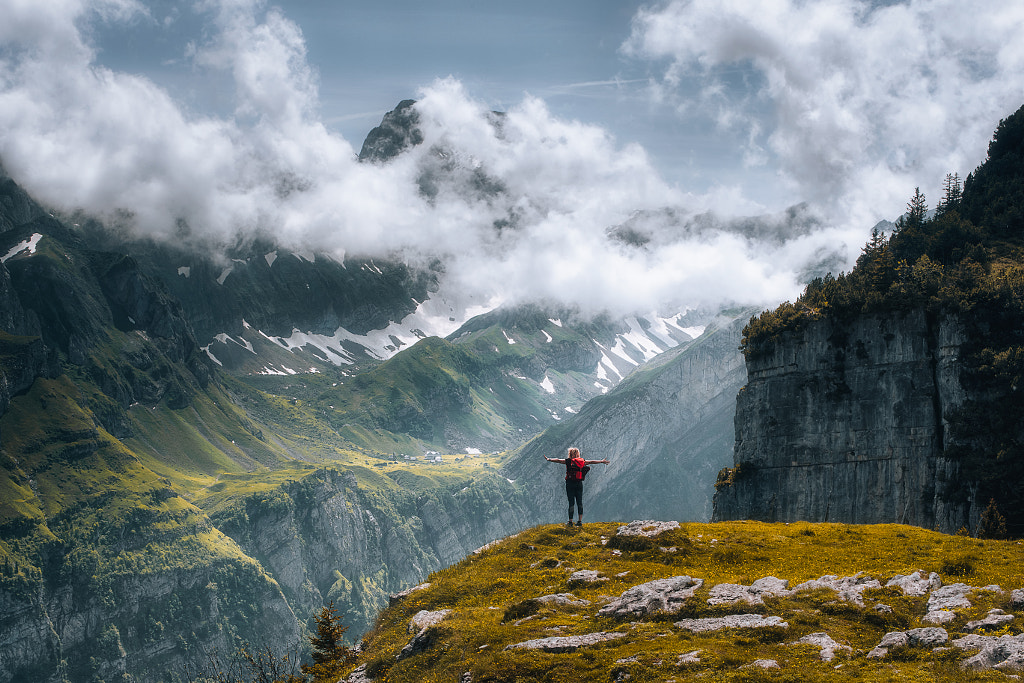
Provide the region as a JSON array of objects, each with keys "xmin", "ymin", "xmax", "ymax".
[{"xmin": 354, "ymin": 521, "xmax": 1024, "ymax": 682}]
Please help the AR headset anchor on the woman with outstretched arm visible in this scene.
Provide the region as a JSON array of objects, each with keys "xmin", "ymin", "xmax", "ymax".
[{"xmin": 544, "ymin": 447, "xmax": 609, "ymax": 527}]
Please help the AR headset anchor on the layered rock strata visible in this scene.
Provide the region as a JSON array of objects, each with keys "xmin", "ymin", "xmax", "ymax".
[{"xmin": 714, "ymin": 310, "xmax": 973, "ymax": 532}]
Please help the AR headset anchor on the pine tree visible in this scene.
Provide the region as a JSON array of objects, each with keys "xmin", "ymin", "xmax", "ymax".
[
  {"xmin": 936, "ymin": 172, "xmax": 962, "ymax": 216},
  {"xmin": 906, "ymin": 187, "xmax": 928, "ymax": 228},
  {"xmin": 302, "ymin": 601, "xmax": 355, "ymax": 682}
]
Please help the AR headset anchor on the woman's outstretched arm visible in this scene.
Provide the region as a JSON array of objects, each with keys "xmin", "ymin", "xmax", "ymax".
[
  {"xmin": 544, "ymin": 456, "xmax": 566, "ymax": 463},
  {"xmin": 584, "ymin": 459, "xmax": 610, "ymax": 464}
]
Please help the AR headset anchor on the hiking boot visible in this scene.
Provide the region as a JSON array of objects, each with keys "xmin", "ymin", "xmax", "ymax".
[
  {"xmin": 565, "ymin": 521, "xmax": 573, "ymax": 527},
  {"xmin": 575, "ymin": 521, "xmax": 582, "ymax": 527}
]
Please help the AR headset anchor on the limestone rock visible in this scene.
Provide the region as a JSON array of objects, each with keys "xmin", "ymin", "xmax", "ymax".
[
  {"xmin": 345, "ymin": 663, "xmax": 373, "ymax": 682},
  {"xmin": 868, "ymin": 627, "xmax": 948, "ymax": 658},
  {"xmin": 674, "ymin": 614, "xmax": 788, "ymax": 633},
  {"xmin": 389, "ymin": 583, "xmax": 431, "ymax": 606},
  {"xmin": 598, "ymin": 576, "xmax": 703, "ymax": 618},
  {"xmin": 708, "ymin": 576, "xmax": 790, "ymax": 606},
  {"xmin": 1012, "ymin": 589, "xmax": 1024, "ymax": 607},
  {"xmin": 926, "ymin": 583, "xmax": 974, "ymax": 611},
  {"xmin": 748, "ymin": 659, "xmax": 780, "ymax": 669},
  {"xmin": 408, "ymin": 609, "xmax": 451, "ymax": 634},
  {"xmin": 965, "ymin": 609, "xmax": 1015, "ymax": 633},
  {"xmin": 536, "ymin": 593, "xmax": 590, "ymax": 607},
  {"xmin": 795, "ymin": 632, "xmax": 852, "ymax": 661},
  {"xmin": 398, "ymin": 625, "xmax": 446, "ymax": 661},
  {"xmin": 615, "ymin": 521, "xmax": 680, "ymax": 537},
  {"xmin": 923, "ymin": 610, "xmax": 956, "ymax": 625},
  {"xmin": 504, "ymin": 631, "xmax": 626, "ymax": 652},
  {"xmin": 568, "ymin": 570, "xmax": 608, "ymax": 585},
  {"xmin": 955, "ymin": 633, "xmax": 1024, "ymax": 670},
  {"xmin": 677, "ymin": 650, "xmax": 702, "ymax": 664},
  {"xmin": 792, "ymin": 574, "xmax": 880, "ymax": 606},
  {"xmin": 886, "ymin": 571, "xmax": 942, "ymax": 596}
]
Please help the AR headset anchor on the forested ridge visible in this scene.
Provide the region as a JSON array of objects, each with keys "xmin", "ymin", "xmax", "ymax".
[{"xmin": 741, "ymin": 103, "xmax": 1024, "ymax": 536}]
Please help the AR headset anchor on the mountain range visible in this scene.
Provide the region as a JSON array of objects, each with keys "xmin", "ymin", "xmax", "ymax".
[{"xmin": 0, "ymin": 103, "xmax": 747, "ymax": 682}]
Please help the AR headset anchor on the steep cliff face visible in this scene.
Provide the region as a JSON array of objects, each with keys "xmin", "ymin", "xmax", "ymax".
[
  {"xmin": 0, "ymin": 553, "xmax": 299, "ymax": 683},
  {"xmin": 204, "ymin": 466, "xmax": 537, "ymax": 639},
  {"xmin": 504, "ymin": 313, "xmax": 750, "ymax": 523},
  {"xmin": 714, "ymin": 309, "xmax": 973, "ymax": 531}
]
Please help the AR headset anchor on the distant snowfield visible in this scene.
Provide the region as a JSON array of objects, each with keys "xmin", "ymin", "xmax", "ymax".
[{"xmin": 203, "ymin": 287, "xmax": 707, "ymax": 389}]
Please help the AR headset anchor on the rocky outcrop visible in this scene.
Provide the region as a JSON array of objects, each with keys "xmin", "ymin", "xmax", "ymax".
[
  {"xmin": 674, "ymin": 614, "xmax": 788, "ymax": 633},
  {"xmin": 358, "ymin": 100, "xmax": 424, "ymax": 163},
  {"xmin": 505, "ymin": 631, "xmax": 625, "ymax": 652},
  {"xmin": 598, "ymin": 576, "xmax": 703, "ymax": 618},
  {"xmin": 714, "ymin": 309, "xmax": 972, "ymax": 532}
]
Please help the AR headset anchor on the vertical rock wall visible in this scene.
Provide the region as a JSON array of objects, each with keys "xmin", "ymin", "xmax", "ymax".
[{"xmin": 713, "ymin": 309, "xmax": 974, "ymax": 532}]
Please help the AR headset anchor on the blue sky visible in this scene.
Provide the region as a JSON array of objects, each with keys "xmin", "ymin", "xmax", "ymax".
[
  {"xmin": 87, "ymin": 0, "xmax": 743, "ymax": 195},
  {"xmin": 2, "ymin": 0, "xmax": 1024, "ymax": 316}
]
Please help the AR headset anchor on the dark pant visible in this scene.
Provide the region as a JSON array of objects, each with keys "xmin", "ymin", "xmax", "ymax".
[{"xmin": 566, "ymin": 479, "xmax": 583, "ymax": 520}]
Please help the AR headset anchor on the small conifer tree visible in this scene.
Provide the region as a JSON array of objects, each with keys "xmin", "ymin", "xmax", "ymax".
[
  {"xmin": 978, "ymin": 498, "xmax": 1008, "ymax": 539},
  {"xmin": 302, "ymin": 601, "xmax": 355, "ymax": 683},
  {"xmin": 906, "ymin": 187, "xmax": 928, "ymax": 228}
]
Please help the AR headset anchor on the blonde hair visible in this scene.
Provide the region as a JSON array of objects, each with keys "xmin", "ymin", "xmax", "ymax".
[{"xmin": 567, "ymin": 447, "xmax": 581, "ymax": 459}]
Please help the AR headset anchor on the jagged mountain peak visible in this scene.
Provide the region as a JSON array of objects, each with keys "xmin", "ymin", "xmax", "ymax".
[{"xmin": 358, "ymin": 99, "xmax": 424, "ymax": 163}]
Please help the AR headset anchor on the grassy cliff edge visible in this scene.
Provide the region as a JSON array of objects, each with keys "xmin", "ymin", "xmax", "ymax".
[{"xmin": 350, "ymin": 521, "xmax": 1024, "ymax": 682}]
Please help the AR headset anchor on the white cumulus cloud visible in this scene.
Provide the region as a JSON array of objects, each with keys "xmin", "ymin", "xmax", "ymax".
[
  {"xmin": 623, "ymin": 0, "xmax": 1024, "ymax": 230},
  {"xmin": 2, "ymin": 0, "xmax": 1017, "ymax": 321}
]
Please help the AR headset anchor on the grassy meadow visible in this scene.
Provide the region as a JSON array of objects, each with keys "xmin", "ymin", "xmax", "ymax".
[{"xmin": 353, "ymin": 521, "xmax": 1024, "ymax": 682}]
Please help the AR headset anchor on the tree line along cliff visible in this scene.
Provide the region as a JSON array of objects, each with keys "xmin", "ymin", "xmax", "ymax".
[{"xmin": 715, "ymin": 103, "xmax": 1024, "ymax": 537}]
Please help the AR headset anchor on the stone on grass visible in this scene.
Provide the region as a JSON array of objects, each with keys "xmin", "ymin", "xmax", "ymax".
[
  {"xmin": 616, "ymin": 520, "xmax": 680, "ymax": 537},
  {"xmin": 795, "ymin": 632, "xmax": 852, "ymax": 661},
  {"xmin": 885, "ymin": 571, "xmax": 942, "ymax": 596},
  {"xmin": 747, "ymin": 659, "xmax": 780, "ymax": 669},
  {"xmin": 1011, "ymin": 589, "xmax": 1024, "ymax": 607},
  {"xmin": 867, "ymin": 627, "xmax": 948, "ymax": 658},
  {"xmin": 536, "ymin": 593, "xmax": 591, "ymax": 607},
  {"xmin": 923, "ymin": 610, "xmax": 956, "ymax": 625},
  {"xmin": 955, "ymin": 633, "xmax": 1024, "ymax": 671},
  {"xmin": 568, "ymin": 569, "xmax": 608, "ymax": 585},
  {"xmin": 408, "ymin": 609, "xmax": 451, "ymax": 633},
  {"xmin": 597, "ymin": 576, "xmax": 703, "ymax": 618},
  {"xmin": 926, "ymin": 583, "xmax": 974, "ymax": 612},
  {"xmin": 708, "ymin": 577, "xmax": 790, "ymax": 606},
  {"xmin": 674, "ymin": 614, "xmax": 788, "ymax": 633},
  {"xmin": 397, "ymin": 609, "xmax": 452, "ymax": 660},
  {"xmin": 389, "ymin": 582, "xmax": 431, "ymax": 606},
  {"xmin": 792, "ymin": 574, "xmax": 880, "ymax": 607},
  {"xmin": 398, "ymin": 627, "xmax": 441, "ymax": 660},
  {"xmin": 677, "ymin": 650, "xmax": 702, "ymax": 665},
  {"xmin": 345, "ymin": 663, "xmax": 372, "ymax": 683},
  {"xmin": 965, "ymin": 609, "xmax": 1014, "ymax": 633},
  {"xmin": 504, "ymin": 631, "xmax": 626, "ymax": 652}
]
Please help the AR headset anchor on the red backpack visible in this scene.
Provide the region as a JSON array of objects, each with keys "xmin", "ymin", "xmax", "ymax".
[{"xmin": 568, "ymin": 457, "xmax": 590, "ymax": 481}]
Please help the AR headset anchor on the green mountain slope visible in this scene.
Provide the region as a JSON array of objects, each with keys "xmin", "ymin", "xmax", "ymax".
[{"xmin": 0, "ymin": 175, "xmax": 539, "ymax": 682}]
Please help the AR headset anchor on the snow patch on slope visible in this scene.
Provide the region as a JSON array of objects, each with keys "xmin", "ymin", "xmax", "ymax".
[{"xmin": 2, "ymin": 233, "xmax": 42, "ymax": 262}]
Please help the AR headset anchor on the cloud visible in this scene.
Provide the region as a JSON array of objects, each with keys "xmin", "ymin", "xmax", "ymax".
[
  {"xmin": 0, "ymin": 0, "xmax": 872, "ymax": 320},
  {"xmin": 623, "ymin": 0, "xmax": 1024, "ymax": 230}
]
